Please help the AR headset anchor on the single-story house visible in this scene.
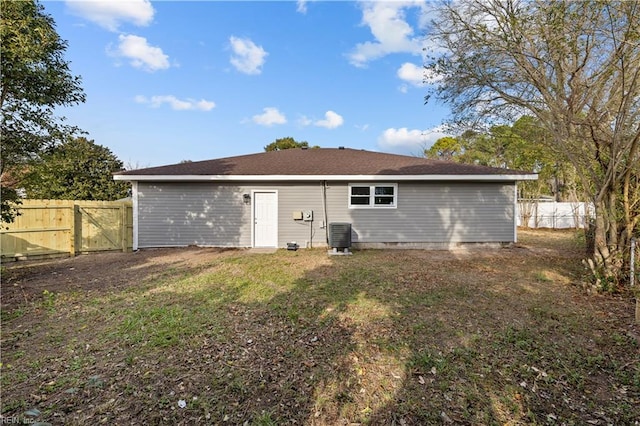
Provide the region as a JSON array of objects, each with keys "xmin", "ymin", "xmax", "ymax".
[{"xmin": 113, "ymin": 147, "xmax": 537, "ymax": 250}]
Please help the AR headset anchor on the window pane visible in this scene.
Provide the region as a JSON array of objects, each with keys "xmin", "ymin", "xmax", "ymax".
[
  {"xmin": 375, "ymin": 196, "xmax": 394, "ymax": 205},
  {"xmin": 351, "ymin": 197, "xmax": 370, "ymax": 205},
  {"xmin": 375, "ymin": 186, "xmax": 394, "ymax": 195},
  {"xmin": 351, "ymin": 186, "xmax": 370, "ymax": 196}
]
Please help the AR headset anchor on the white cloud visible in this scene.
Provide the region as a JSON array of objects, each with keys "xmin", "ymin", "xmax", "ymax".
[
  {"xmin": 66, "ymin": 0, "xmax": 154, "ymax": 31},
  {"xmin": 135, "ymin": 95, "xmax": 215, "ymax": 111},
  {"xmin": 419, "ymin": 126, "xmax": 450, "ymax": 148},
  {"xmin": 253, "ymin": 107, "xmax": 287, "ymax": 126},
  {"xmin": 378, "ymin": 127, "xmax": 424, "ymax": 150},
  {"xmin": 397, "ymin": 62, "xmax": 424, "ymax": 86},
  {"xmin": 297, "ymin": 0, "xmax": 308, "ymax": 14},
  {"xmin": 229, "ymin": 36, "xmax": 268, "ymax": 75},
  {"xmin": 114, "ymin": 34, "xmax": 169, "ymax": 72},
  {"xmin": 298, "ymin": 115, "xmax": 313, "ymax": 126},
  {"xmin": 314, "ymin": 111, "xmax": 344, "ymax": 129},
  {"xmin": 377, "ymin": 126, "xmax": 449, "ymax": 153},
  {"xmin": 298, "ymin": 111, "xmax": 345, "ymax": 129},
  {"xmin": 397, "ymin": 62, "xmax": 443, "ymax": 92},
  {"xmin": 348, "ymin": 1, "xmax": 427, "ymax": 67}
]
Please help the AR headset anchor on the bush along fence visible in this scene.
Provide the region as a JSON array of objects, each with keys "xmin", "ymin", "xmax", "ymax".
[
  {"xmin": 517, "ymin": 201, "xmax": 594, "ymax": 229},
  {"xmin": 0, "ymin": 199, "xmax": 133, "ymax": 260}
]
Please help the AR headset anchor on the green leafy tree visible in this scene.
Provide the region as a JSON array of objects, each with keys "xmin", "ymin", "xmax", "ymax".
[
  {"xmin": 1, "ymin": 0, "xmax": 85, "ymax": 222},
  {"xmin": 264, "ymin": 137, "xmax": 316, "ymax": 151},
  {"xmin": 425, "ymin": 136, "xmax": 462, "ymax": 161},
  {"xmin": 428, "ymin": 118, "xmax": 572, "ymax": 201},
  {"xmin": 457, "ymin": 130, "xmax": 503, "ymax": 167},
  {"xmin": 508, "ymin": 116, "xmax": 581, "ymax": 202},
  {"xmin": 427, "ymin": 0, "xmax": 640, "ymax": 283},
  {"xmin": 23, "ymin": 137, "xmax": 129, "ymax": 200}
]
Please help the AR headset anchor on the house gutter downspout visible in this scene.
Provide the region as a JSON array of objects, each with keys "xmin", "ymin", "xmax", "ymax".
[{"xmin": 322, "ymin": 181, "xmax": 329, "ymax": 245}]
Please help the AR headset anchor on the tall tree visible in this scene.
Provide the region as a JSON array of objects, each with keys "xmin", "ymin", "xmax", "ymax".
[
  {"xmin": 264, "ymin": 137, "xmax": 313, "ymax": 151},
  {"xmin": 427, "ymin": 0, "xmax": 640, "ymax": 284},
  {"xmin": 1, "ymin": 0, "xmax": 85, "ymax": 222},
  {"xmin": 427, "ymin": 118, "xmax": 570, "ymax": 201},
  {"xmin": 425, "ymin": 136, "xmax": 462, "ymax": 161},
  {"xmin": 23, "ymin": 137, "xmax": 129, "ymax": 200}
]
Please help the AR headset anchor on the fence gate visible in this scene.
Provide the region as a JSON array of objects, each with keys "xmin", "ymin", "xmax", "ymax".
[{"xmin": 76, "ymin": 203, "xmax": 131, "ymax": 252}]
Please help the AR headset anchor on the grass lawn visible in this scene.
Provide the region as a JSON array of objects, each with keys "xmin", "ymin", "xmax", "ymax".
[{"xmin": 1, "ymin": 229, "xmax": 638, "ymax": 425}]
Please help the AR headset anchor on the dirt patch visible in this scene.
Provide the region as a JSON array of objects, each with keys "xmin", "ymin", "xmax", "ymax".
[{"xmin": 1, "ymin": 247, "xmax": 238, "ymax": 308}]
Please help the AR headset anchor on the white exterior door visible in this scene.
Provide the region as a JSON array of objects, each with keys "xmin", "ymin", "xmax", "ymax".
[{"xmin": 253, "ymin": 191, "xmax": 278, "ymax": 247}]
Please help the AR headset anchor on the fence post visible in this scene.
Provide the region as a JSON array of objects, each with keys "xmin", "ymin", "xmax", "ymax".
[
  {"xmin": 69, "ymin": 202, "xmax": 77, "ymax": 257},
  {"xmin": 121, "ymin": 202, "xmax": 127, "ymax": 252}
]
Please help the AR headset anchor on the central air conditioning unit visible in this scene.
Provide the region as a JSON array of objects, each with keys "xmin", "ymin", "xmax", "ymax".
[{"xmin": 329, "ymin": 222, "xmax": 352, "ymax": 250}]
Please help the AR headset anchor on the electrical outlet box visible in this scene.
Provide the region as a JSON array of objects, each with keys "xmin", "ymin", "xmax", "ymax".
[
  {"xmin": 293, "ymin": 211, "xmax": 303, "ymax": 220},
  {"xmin": 303, "ymin": 210, "xmax": 313, "ymax": 221}
]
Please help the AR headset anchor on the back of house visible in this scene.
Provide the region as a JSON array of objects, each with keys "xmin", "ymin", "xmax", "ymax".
[{"xmin": 114, "ymin": 148, "xmax": 537, "ymax": 250}]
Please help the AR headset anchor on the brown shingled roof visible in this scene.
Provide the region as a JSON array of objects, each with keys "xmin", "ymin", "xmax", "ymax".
[{"xmin": 115, "ymin": 148, "xmax": 534, "ymax": 177}]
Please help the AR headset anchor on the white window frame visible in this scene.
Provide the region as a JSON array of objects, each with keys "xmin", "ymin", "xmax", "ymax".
[{"xmin": 348, "ymin": 183, "xmax": 398, "ymax": 209}]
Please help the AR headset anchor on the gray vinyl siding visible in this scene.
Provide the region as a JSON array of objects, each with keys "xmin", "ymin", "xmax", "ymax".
[
  {"xmin": 136, "ymin": 181, "xmax": 516, "ymax": 248},
  {"xmin": 137, "ymin": 183, "xmax": 252, "ymax": 247},
  {"xmin": 137, "ymin": 182, "xmax": 330, "ymax": 248},
  {"xmin": 328, "ymin": 182, "xmax": 516, "ymax": 243},
  {"xmin": 276, "ymin": 183, "xmax": 328, "ymax": 248}
]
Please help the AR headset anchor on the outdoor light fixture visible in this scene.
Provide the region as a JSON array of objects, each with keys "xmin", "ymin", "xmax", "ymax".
[{"xmin": 243, "ymin": 193, "xmax": 251, "ymax": 204}]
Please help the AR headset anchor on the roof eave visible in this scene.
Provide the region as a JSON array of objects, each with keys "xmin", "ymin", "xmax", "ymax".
[{"xmin": 114, "ymin": 174, "xmax": 538, "ymax": 182}]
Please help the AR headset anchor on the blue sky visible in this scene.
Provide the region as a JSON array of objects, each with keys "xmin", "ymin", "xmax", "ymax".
[{"xmin": 44, "ymin": 0, "xmax": 450, "ymax": 168}]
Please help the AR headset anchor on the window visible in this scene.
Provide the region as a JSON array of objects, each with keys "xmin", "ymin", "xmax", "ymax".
[
  {"xmin": 349, "ymin": 184, "xmax": 397, "ymax": 208},
  {"xmin": 350, "ymin": 186, "xmax": 371, "ymax": 205}
]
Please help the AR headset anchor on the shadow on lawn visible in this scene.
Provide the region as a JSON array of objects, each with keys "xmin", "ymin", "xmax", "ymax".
[
  {"xmin": 122, "ymin": 249, "xmax": 573, "ymax": 424},
  {"xmin": 2, "ymin": 240, "xmax": 638, "ymax": 425},
  {"xmin": 204, "ymin": 247, "xmax": 638, "ymax": 425}
]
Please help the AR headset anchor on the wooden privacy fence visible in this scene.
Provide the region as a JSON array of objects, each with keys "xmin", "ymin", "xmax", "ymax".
[{"xmin": 0, "ymin": 199, "xmax": 133, "ymax": 260}]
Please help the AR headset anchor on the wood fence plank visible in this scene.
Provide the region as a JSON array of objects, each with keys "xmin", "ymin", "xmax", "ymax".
[
  {"xmin": 70, "ymin": 203, "xmax": 76, "ymax": 257},
  {"xmin": 0, "ymin": 199, "xmax": 133, "ymax": 260},
  {"xmin": 121, "ymin": 203, "xmax": 127, "ymax": 252}
]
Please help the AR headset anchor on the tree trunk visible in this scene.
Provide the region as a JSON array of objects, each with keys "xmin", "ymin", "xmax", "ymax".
[
  {"xmin": 593, "ymin": 201, "xmax": 611, "ymax": 263},
  {"xmin": 584, "ymin": 169, "xmax": 640, "ymax": 290},
  {"xmin": 591, "ymin": 198, "xmax": 619, "ymax": 288}
]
